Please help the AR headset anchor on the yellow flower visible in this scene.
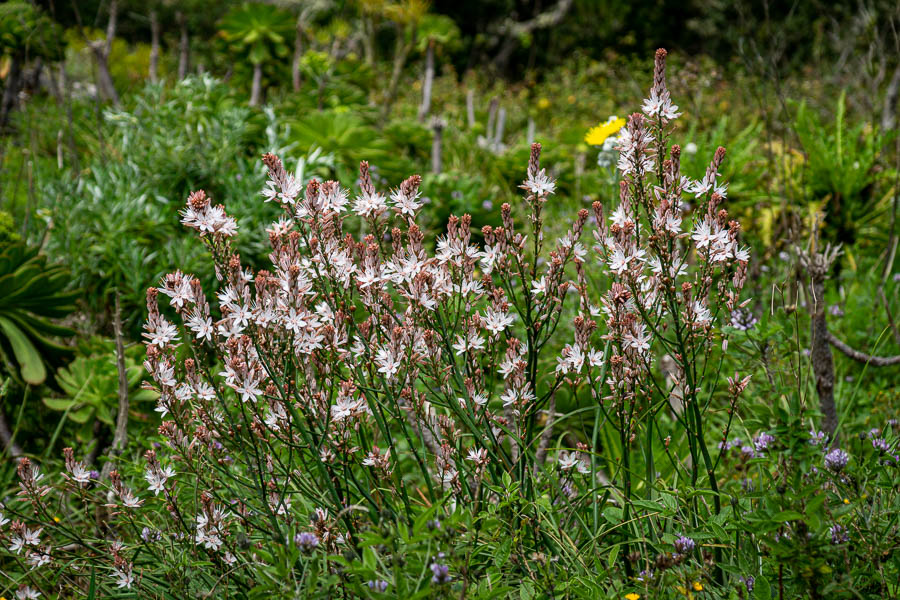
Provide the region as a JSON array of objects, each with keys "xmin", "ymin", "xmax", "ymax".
[
  {"xmin": 585, "ymin": 117, "xmax": 626, "ymax": 146},
  {"xmin": 843, "ymin": 498, "xmax": 850, "ymax": 504},
  {"xmin": 537, "ymin": 97, "xmax": 551, "ymax": 110},
  {"xmin": 53, "ymin": 516, "xmax": 61, "ymax": 523},
  {"xmin": 625, "ymin": 594, "xmax": 640, "ymax": 600},
  {"xmin": 567, "ymin": 94, "xmax": 576, "ymax": 104},
  {"xmin": 693, "ymin": 581, "xmax": 703, "ymax": 591}
]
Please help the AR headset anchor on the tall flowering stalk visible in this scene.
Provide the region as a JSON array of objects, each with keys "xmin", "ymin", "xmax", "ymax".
[
  {"xmin": 585, "ymin": 49, "xmax": 750, "ymax": 574},
  {"xmin": 0, "ymin": 50, "xmax": 752, "ymax": 595}
]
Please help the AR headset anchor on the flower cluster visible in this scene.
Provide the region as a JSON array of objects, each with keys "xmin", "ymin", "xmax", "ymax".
[
  {"xmin": 824, "ymin": 448, "xmax": 850, "ymax": 473},
  {"xmin": 0, "ymin": 49, "xmax": 762, "ymax": 596}
]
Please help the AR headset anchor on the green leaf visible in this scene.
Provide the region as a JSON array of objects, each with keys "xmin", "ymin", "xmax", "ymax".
[
  {"xmin": 69, "ymin": 405, "xmax": 94, "ymax": 424},
  {"xmin": 773, "ymin": 510, "xmax": 804, "ymax": 522},
  {"xmin": 42, "ymin": 397, "xmax": 77, "ymax": 411},
  {"xmin": 754, "ymin": 575, "xmax": 771, "ymax": 599},
  {"xmin": 249, "ymin": 42, "xmax": 268, "ymax": 64},
  {"xmin": 709, "ymin": 522, "xmax": 728, "ymax": 541},
  {"xmin": 608, "ymin": 544, "xmax": 619, "ymax": 568},
  {"xmin": 494, "ymin": 537, "xmax": 512, "ymax": 566},
  {"xmin": 0, "ymin": 315, "xmax": 45, "ymax": 384}
]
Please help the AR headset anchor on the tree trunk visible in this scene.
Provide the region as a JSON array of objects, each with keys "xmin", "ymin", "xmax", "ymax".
[
  {"xmin": 802, "ymin": 247, "xmax": 842, "ymax": 440},
  {"xmin": 362, "ymin": 16, "xmax": 376, "ymax": 67},
  {"xmin": 492, "ymin": 0, "xmax": 573, "ymax": 73},
  {"xmin": 177, "ymin": 12, "xmax": 190, "ymax": 80},
  {"xmin": 486, "ymin": 97, "xmax": 498, "ymax": 139},
  {"xmin": 292, "ymin": 19, "xmax": 304, "ymax": 92},
  {"xmin": 149, "ymin": 9, "xmax": 160, "ymax": 83},
  {"xmin": 45, "ymin": 59, "xmax": 63, "ymax": 105},
  {"xmin": 811, "ymin": 276, "xmax": 838, "ymax": 437},
  {"xmin": 381, "ymin": 31, "xmax": 413, "ymax": 122},
  {"xmin": 493, "ymin": 37, "xmax": 519, "ymax": 74},
  {"xmin": 494, "ymin": 106, "xmax": 506, "ymax": 149},
  {"xmin": 881, "ymin": 64, "xmax": 900, "ymax": 132},
  {"xmin": 431, "ymin": 118, "xmax": 444, "ymax": 174},
  {"xmin": 91, "ymin": 0, "xmax": 120, "ymax": 106},
  {"xmin": 417, "ymin": 40, "xmax": 435, "ymax": 122},
  {"xmin": 61, "ymin": 64, "xmax": 79, "ymax": 173},
  {"xmin": 250, "ymin": 63, "xmax": 263, "ymax": 107},
  {"xmin": 24, "ymin": 59, "xmax": 44, "ymax": 95},
  {"xmin": 57, "ymin": 129, "xmax": 64, "ymax": 169},
  {"xmin": 92, "ymin": 48, "xmax": 120, "ymax": 106},
  {"xmin": 0, "ymin": 55, "xmax": 22, "ymax": 129}
]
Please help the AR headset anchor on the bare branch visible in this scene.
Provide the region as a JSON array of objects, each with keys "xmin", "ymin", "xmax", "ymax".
[
  {"xmin": 827, "ymin": 332, "xmax": 900, "ymax": 366},
  {"xmin": 100, "ymin": 294, "xmax": 130, "ymax": 480}
]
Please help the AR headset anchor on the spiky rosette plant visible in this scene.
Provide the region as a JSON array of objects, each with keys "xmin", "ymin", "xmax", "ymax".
[{"xmin": 0, "ymin": 241, "xmax": 76, "ymax": 386}]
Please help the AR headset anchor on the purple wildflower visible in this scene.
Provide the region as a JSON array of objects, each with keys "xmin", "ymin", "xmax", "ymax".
[
  {"xmin": 774, "ymin": 528, "xmax": 791, "ymax": 542},
  {"xmin": 740, "ymin": 576, "xmax": 755, "ymax": 592},
  {"xmin": 367, "ymin": 580, "xmax": 389, "ymax": 592},
  {"xmin": 824, "ymin": 448, "xmax": 849, "ymax": 473},
  {"xmin": 674, "ymin": 535, "xmax": 696, "ymax": 555},
  {"xmin": 829, "ymin": 524, "xmax": 849, "ymax": 545},
  {"xmin": 294, "ymin": 532, "xmax": 319, "ymax": 553},
  {"xmin": 753, "ymin": 432, "xmax": 775, "ymax": 453},
  {"xmin": 872, "ymin": 438, "xmax": 889, "ymax": 453},
  {"xmin": 721, "ymin": 438, "xmax": 742, "ymax": 451},
  {"xmin": 730, "ymin": 308, "xmax": 758, "ymax": 331},
  {"xmin": 430, "ymin": 561, "xmax": 451, "ymax": 584}
]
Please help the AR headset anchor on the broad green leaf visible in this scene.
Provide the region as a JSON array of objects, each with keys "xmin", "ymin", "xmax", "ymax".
[
  {"xmin": 0, "ymin": 315, "xmax": 45, "ymax": 384},
  {"xmin": 773, "ymin": 510, "xmax": 804, "ymax": 522}
]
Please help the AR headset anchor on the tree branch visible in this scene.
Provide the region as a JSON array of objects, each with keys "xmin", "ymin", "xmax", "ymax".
[
  {"xmin": 827, "ymin": 332, "xmax": 900, "ymax": 366},
  {"xmin": 100, "ymin": 294, "xmax": 130, "ymax": 479}
]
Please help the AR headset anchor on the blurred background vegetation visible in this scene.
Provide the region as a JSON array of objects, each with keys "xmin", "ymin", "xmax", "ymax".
[{"xmin": 0, "ymin": 0, "xmax": 898, "ymax": 502}]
